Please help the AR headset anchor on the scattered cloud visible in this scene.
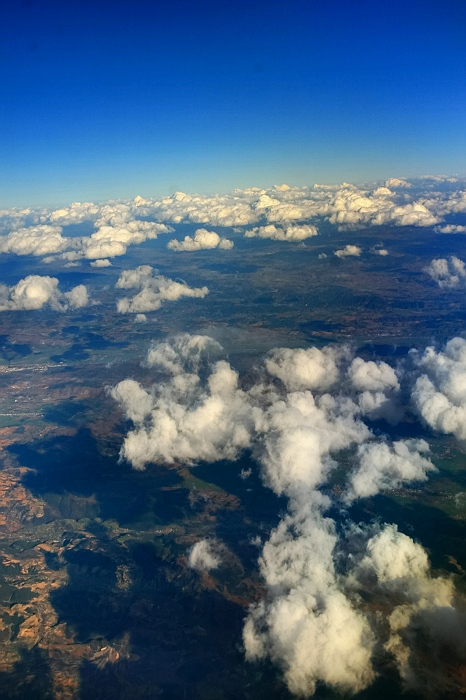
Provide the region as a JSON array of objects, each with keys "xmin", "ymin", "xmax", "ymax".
[
  {"xmin": 435, "ymin": 225, "xmax": 466, "ymax": 234},
  {"xmin": 334, "ymin": 244, "xmax": 362, "ymax": 257},
  {"xmin": 189, "ymin": 539, "xmax": 222, "ymax": 572}
]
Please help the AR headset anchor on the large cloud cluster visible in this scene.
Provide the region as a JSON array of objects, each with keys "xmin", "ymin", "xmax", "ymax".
[
  {"xmin": 115, "ymin": 266, "xmax": 209, "ymax": 314},
  {"xmin": 0, "ymin": 275, "xmax": 88, "ymax": 311},
  {"xmin": 167, "ymin": 228, "xmax": 233, "ymax": 251},
  {"xmin": 111, "ymin": 334, "xmax": 464, "ymax": 696}
]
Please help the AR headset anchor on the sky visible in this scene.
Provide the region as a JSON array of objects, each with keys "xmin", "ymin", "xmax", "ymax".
[{"xmin": 1, "ymin": 0, "xmax": 465, "ymax": 208}]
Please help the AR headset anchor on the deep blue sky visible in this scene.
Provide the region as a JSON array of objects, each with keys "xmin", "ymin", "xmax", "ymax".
[{"xmin": 1, "ymin": 0, "xmax": 465, "ymax": 207}]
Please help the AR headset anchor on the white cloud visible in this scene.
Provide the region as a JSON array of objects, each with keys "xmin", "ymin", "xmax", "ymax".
[
  {"xmin": 265, "ymin": 345, "xmax": 350, "ymax": 392},
  {"xmin": 244, "ymin": 223, "xmax": 318, "ymax": 241},
  {"xmin": 64, "ymin": 284, "xmax": 89, "ymax": 309},
  {"xmin": 90, "ymin": 258, "xmax": 112, "ymax": 267},
  {"xmin": 188, "ymin": 539, "xmax": 221, "ymax": 572},
  {"xmin": 352, "ymin": 524, "xmax": 464, "ymax": 692},
  {"xmin": 385, "ymin": 178, "xmax": 412, "ymax": 188},
  {"xmin": 348, "ymin": 357, "xmax": 400, "ymax": 392},
  {"xmin": 115, "ymin": 265, "xmax": 209, "ymax": 313},
  {"xmin": 0, "ymin": 275, "xmax": 89, "ymax": 312},
  {"xmin": 334, "ymin": 244, "xmax": 362, "ymax": 257},
  {"xmin": 167, "ymin": 227, "xmax": 233, "ymax": 251},
  {"xmin": 346, "ymin": 439, "xmax": 435, "ymax": 501},
  {"xmin": 424, "ymin": 256, "xmax": 466, "ymax": 288},
  {"xmin": 411, "ymin": 337, "xmax": 466, "ymax": 440},
  {"xmin": 435, "ymin": 224, "xmax": 466, "ymax": 234},
  {"xmin": 111, "ymin": 335, "xmax": 256, "ymax": 469},
  {"xmin": 0, "ymin": 225, "xmax": 67, "ymax": 256},
  {"xmin": 47, "ymin": 201, "xmax": 99, "ymax": 224},
  {"xmin": 244, "ymin": 500, "xmax": 376, "ymax": 697},
  {"xmin": 109, "ymin": 379, "xmax": 154, "ymax": 423}
]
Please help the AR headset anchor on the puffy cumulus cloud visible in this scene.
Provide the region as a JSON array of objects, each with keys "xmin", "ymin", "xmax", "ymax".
[
  {"xmin": 80, "ymin": 220, "xmax": 173, "ymax": 260},
  {"xmin": 64, "ymin": 284, "xmax": 89, "ymax": 309},
  {"xmin": 411, "ymin": 337, "xmax": 466, "ymax": 440},
  {"xmin": 265, "ymin": 345, "xmax": 350, "ymax": 392},
  {"xmin": 148, "ymin": 191, "xmax": 260, "ymax": 227},
  {"xmin": 0, "ymin": 275, "xmax": 89, "ymax": 312},
  {"xmin": 90, "ymin": 258, "xmax": 112, "ymax": 267},
  {"xmin": 328, "ymin": 186, "xmax": 441, "ymax": 229},
  {"xmin": 1, "ymin": 204, "xmax": 174, "ymax": 262},
  {"xmin": 188, "ymin": 539, "xmax": 222, "ymax": 572},
  {"xmin": 390, "ymin": 202, "xmax": 440, "ymax": 227},
  {"xmin": 385, "ymin": 178, "xmax": 412, "ymax": 188},
  {"xmin": 167, "ymin": 227, "xmax": 233, "ymax": 251},
  {"xmin": 348, "ymin": 357, "xmax": 399, "ymax": 392},
  {"xmin": 334, "ymin": 244, "xmax": 362, "ymax": 257},
  {"xmin": 111, "ymin": 336, "xmax": 258, "ymax": 469},
  {"xmin": 370, "ymin": 246, "xmax": 388, "ymax": 255},
  {"xmin": 0, "ymin": 207, "xmax": 38, "ymax": 235},
  {"xmin": 115, "ymin": 265, "xmax": 209, "ymax": 314},
  {"xmin": 346, "ymin": 439, "xmax": 435, "ymax": 501},
  {"xmin": 46, "ymin": 201, "xmax": 99, "ymax": 224},
  {"xmin": 352, "ymin": 524, "xmax": 466, "ymax": 693},
  {"xmin": 347, "ymin": 357, "xmax": 403, "ymax": 424},
  {"xmin": 135, "ymin": 313, "xmax": 147, "ymax": 323},
  {"xmin": 424, "ymin": 256, "xmax": 466, "ymax": 288},
  {"xmin": 145, "ymin": 333, "xmax": 223, "ymax": 378},
  {"xmin": 372, "ymin": 186, "xmax": 393, "ymax": 196},
  {"xmin": 244, "ymin": 223, "xmax": 318, "ymax": 242},
  {"xmin": 435, "ymin": 224, "xmax": 466, "ymax": 234},
  {"xmin": 256, "ymin": 390, "xmax": 371, "ymax": 498},
  {"xmin": 244, "ymin": 386, "xmax": 375, "ymax": 695},
  {"xmin": 244, "ymin": 500, "xmax": 376, "ymax": 697},
  {"xmin": 109, "ymin": 379, "xmax": 154, "ymax": 423},
  {"xmin": 0, "ymin": 225, "xmax": 67, "ymax": 257},
  {"xmin": 133, "ymin": 185, "xmax": 326, "ymax": 229}
]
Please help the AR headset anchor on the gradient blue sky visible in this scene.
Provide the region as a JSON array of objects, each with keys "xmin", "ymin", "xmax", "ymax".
[{"xmin": 1, "ymin": 0, "xmax": 465, "ymax": 207}]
